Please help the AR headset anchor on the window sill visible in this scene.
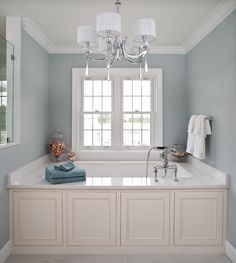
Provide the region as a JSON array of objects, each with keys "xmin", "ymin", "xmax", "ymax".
[
  {"xmin": 76, "ymin": 150, "xmax": 161, "ymax": 161},
  {"xmin": 0, "ymin": 141, "xmax": 20, "ymax": 150}
]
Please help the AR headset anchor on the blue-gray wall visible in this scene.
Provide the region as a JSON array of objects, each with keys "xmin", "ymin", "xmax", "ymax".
[
  {"xmin": 49, "ymin": 54, "xmax": 187, "ymax": 147},
  {"xmin": 186, "ymin": 10, "xmax": 236, "ymax": 247},
  {"xmin": 1, "ymin": 9, "xmax": 236, "ymax": 251},
  {"xmin": 0, "ymin": 31, "xmax": 50, "ymax": 248}
]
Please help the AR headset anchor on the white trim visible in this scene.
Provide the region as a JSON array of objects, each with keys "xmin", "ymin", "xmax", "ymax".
[
  {"xmin": 4, "ymin": 16, "xmax": 21, "ymax": 147},
  {"xmin": 0, "ymin": 241, "xmax": 11, "ymax": 263},
  {"xmin": 183, "ymin": 0, "xmax": 236, "ymax": 53},
  {"xmin": 22, "ymin": 18, "xmax": 54, "ymax": 53},
  {"xmin": 71, "ymin": 68, "xmax": 81, "ymax": 153},
  {"xmin": 22, "ymin": 18, "xmax": 185, "ymax": 55},
  {"xmin": 72, "ymin": 68, "xmax": 163, "ymax": 159},
  {"xmin": 155, "ymin": 68, "xmax": 163, "ymax": 146},
  {"xmin": 226, "ymin": 241, "xmax": 236, "ymax": 263},
  {"xmin": 21, "ymin": 1, "xmax": 236, "ymax": 55}
]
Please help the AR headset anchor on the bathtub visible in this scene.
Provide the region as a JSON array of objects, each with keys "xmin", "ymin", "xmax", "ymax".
[
  {"xmin": 8, "ymin": 157, "xmax": 227, "ymax": 189},
  {"xmin": 8, "ymin": 155, "xmax": 228, "ymax": 254},
  {"xmin": 76, "ymin": 160, "xmax": 192, "ymax": 178}
]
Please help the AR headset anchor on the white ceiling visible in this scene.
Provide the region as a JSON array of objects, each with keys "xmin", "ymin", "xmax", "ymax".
[{"xmin": 0, "ymin": 0, "xmax": 235, "ymax": 52}]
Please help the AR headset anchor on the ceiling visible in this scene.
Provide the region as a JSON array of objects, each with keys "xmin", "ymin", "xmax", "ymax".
[{"xmin": 0, "ymin": 0, "xmax": 235, "ymax": 53}]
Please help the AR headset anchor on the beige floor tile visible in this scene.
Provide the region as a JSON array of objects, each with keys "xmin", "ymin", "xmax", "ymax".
[
  {"xmin": 176, "ymin": 254, "xmax": 232, "ymax": 263},
  {"xmin": 4, "ymin": 254, "xmax": 232, "ymax": 263},
  {"xmin": 125, "ymin": 254, "xmax": 179, "ymax": 263}
]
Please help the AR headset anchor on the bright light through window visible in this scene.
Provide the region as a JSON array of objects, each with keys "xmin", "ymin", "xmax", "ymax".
[
  {"xmin": 123, "ymin": 80, "xmax": 151, "ymax": 147},
  {"xmin": 73, "ymin": 68, "xmax": 163, "ymax": 153},
  {"xmin": 83, "ymin": 79, "xmax": 112, "ymax": 147}
]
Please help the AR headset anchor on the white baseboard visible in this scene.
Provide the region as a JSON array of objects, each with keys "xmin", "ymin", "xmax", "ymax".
[
  {"xmin": 0, "ymin": 241, "xmax": 11, "ymax": 263},
  {"xmin": 226, "ymin": 240, "xmax": 236, "ymax": 263}
]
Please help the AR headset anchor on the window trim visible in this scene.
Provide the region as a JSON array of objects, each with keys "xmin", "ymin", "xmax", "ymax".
[
  {"xmin": 72, "ymin": 68, "xmax": 163, "ymax": 159},
  {"xmin": 0, "ymin": 17, "xmax": 22, "ymax": 149}
]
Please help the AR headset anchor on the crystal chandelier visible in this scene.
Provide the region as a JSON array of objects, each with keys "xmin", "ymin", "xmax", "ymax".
[{"xmin": 76, "ymin": 0, "xmax": 156, "ymax": 80}]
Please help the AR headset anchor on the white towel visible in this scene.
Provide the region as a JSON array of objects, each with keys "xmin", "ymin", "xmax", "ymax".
[
  {"xmin": 186, "ymin": 115, "xmax": 197, "ymax": 154},
  {"xmin": 193, "ymin": 115, "xmax": 212, "ymax": 159}
]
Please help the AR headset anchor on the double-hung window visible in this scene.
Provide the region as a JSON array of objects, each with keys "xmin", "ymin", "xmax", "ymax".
[
  {"xmin": 82, "ymin": 79, "xmax": 112, "ymax": 147},
  {"xmin": 72, "ymin": 68, "xmax": 163, "ymax": 158},
  {"xmin": 122, "ymin": 79, "xmax": 152, "ymax": 147}
]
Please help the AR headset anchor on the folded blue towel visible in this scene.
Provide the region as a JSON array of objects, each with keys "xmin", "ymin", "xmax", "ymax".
[
  {"xmin": 45, "ymin": 174, "xmax": 86, "ymax": 184},
  {"xmin": 54, "ymin": 161, "xmax": 75, "ymax": 172},
  {"xmin": 46, "ymin": 165, "xmax": 86, "ymax": 179}
]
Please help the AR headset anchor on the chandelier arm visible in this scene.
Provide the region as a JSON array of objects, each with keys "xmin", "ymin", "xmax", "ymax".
[
  {"xmin": 122, "ymin": 37, "xmax": 148, "ymax": 62},
  {"xmin": 87, "ymin": 54, "xmax": 110, "ymax": 62},
  {"xmin": 109, "ymin": 48, "xmax": 120, "ymax": 66}
]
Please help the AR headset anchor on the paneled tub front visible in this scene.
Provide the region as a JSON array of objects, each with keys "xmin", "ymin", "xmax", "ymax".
[{"xmin": 8, "ymin": 157, "xmax": 228, "ymax": 254}]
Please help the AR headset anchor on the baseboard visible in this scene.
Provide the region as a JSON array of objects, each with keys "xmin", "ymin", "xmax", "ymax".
[
  {"xmin": 226, "ymin": 240, "xmax": 236, "ymax": 263},
  {"xmin": 0, "ymin": 241, "xmax": 11, "ymax": 263}
]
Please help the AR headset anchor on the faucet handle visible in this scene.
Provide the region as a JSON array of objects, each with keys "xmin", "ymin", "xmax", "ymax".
[{"xmin": 156, "ymin": 146, "xmax": 166, "ymax": 150}]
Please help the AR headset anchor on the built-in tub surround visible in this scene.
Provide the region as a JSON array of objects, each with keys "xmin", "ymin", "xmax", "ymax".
[
  {"xmin": 8, "ymin": 156, "xmax": 227, "ymax": 189},
  {"xmin": 8, "ymin": 156, "xmax": 228, "ymax": 254}
]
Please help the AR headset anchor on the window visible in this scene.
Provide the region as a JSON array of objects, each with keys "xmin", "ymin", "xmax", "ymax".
[
  {"xmin": 0, "ymin": 17, "xmax": 22, "ymax": 148},
  {"xmin": 0, "ymin": 81, "xmax": 8, "ymax": 143},
  {"xmin": 0, "ymin": 35, "xmax": 14, "ymax": 146},
  {"xmin": 82, "ymin": 79, "xmax": 112, "ymax": 147},
  {"xmin": 122, "ymin": 79, "xmax": 151, "ymax": 147},
  {"xmin": 72, "ymin": 68, "xmax": 163, "ymax": 158}
]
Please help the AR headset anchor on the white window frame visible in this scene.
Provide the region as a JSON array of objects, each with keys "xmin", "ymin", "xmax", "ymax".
[
  {"xmin": 72, "ymin": 68, "xmax": 163, "ymax": 160},
  {"xmin": 0, "ymin": 17, "xmax": 21, "ymax": 149}
]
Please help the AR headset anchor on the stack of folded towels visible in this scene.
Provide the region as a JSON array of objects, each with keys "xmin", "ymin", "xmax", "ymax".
[{"xmin": 45, "ymin": 161, "xmax": 86, "ymax": 184}]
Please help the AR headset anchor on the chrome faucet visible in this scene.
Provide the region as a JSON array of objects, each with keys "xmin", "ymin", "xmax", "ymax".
[
  {"xmin": 161, "ymin": 147, "xmax": 169, "ymax": 168},
  {"xmin": 146, "ymin": 146, "xmax": 178, "ymax": 182},
  {"xmin": 145, "ymin": 146, "xmax": 165, "ymax": 178}
]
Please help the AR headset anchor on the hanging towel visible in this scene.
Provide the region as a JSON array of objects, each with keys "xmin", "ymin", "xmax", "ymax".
[
  {"xmin": 193, "ymin": 115, "xmax": 212, "ymax": 160},
  {"xmin": 186, "ymin": 115, "xmax": 197, "ymax": 154}
]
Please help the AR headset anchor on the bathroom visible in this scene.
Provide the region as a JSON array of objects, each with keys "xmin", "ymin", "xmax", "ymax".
[{"xmin": 0, "ymin": 0, "xmax": 236, "ymax": 262}]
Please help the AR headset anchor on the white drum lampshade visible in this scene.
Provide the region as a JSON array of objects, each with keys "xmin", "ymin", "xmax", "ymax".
[
  {"xmin": 77, "ymin": 25, "xmax": 98, "ymax": 48},
  {"xmin": 132, "ymin": 18, "xmax": 156, "ymax": 43},
  {"xmin": 96, "ymin": 12, "xmax": 121, "ymax": 38}
]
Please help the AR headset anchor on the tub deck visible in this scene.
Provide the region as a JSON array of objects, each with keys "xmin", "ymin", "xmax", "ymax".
[{"xmin": 7, "ymin": 156, "xmax": 228, "ymax": 189}]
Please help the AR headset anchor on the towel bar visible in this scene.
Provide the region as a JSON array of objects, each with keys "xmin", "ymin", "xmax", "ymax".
[{"xmin": 188, "ymin": 116, "xmax": 213, "ymax": 121}]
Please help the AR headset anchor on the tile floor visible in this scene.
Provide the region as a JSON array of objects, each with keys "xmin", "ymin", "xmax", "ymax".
[{"xmin": 5, "ymin": 254, "xmax": 232, "ymax": 263}]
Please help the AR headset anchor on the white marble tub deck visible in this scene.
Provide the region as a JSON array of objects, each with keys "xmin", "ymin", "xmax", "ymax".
[{"xmin": 7, "ymin": 155, "xmax": 228, "ymax": 190}]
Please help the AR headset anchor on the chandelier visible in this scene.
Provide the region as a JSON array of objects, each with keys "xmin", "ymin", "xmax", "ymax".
[{"xmin": 76, "ymin": 0, "xmax": 156, "ymax": 80}]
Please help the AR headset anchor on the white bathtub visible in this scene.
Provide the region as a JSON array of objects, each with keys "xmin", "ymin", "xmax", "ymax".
[
  {"xmin": 76, "ymin": 160, "xmax": 193, "ymax": 179},
  {"xmin": 8, "ymin": 156, "xmax": 227, "ymax": 188},
  {"xmin": 8, "ymin": 156, "xmax": 228, "ymax": 254}
]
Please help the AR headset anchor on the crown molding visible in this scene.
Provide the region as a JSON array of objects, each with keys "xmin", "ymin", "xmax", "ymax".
[
  {"xmin": 22, "ymin": 18, "xmax": 54, "ymax": 52},
  {"xmin": 22, "ymin": 18, "xmax": 184, "ymax": 54},
  {"xmin": 22, "ymin": 0, "xmax": 236, "ymax": 55},
  {"xmin": 183, "ymin": 0, "xmax": 236, "ymax": 53}
]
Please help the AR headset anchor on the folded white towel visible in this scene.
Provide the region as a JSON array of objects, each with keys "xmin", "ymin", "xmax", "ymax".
[
  {"xmin": 193, "ymin": 115, "xmax": 212, "ymax": 159},
  {"xmin": 186, "ymin": 115, "xmax": 197, "ymax": 154}
]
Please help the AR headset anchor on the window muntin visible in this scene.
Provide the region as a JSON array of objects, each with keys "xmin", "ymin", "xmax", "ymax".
[
  {"xmin": 122, "ymin": 79, "xmax": 152, "ymax": 147},
  {"xmin": 82, "ymin": 79, "xmax": 112, "ymax": 147},
  {"xmin": 73, "ymin": 68, "xmax": 163, "ymax": 155}
]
